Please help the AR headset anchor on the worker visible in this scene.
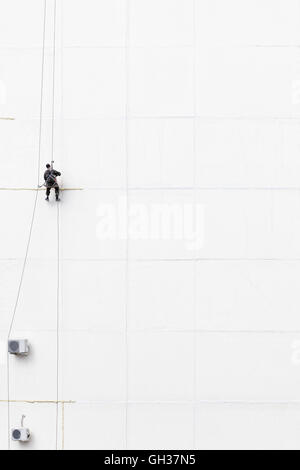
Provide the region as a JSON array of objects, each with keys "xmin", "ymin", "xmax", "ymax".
[{"xmin": 44, "ymin": 163, "xmax": 61, "ymax": 201}]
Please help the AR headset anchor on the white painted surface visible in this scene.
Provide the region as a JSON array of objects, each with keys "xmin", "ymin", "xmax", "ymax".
[{"xmin": 0, "ymin": 0, "xmax": 300, "ymax": 450}]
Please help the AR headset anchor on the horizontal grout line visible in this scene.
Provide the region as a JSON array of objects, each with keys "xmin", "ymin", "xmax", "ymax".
[
  {"xmin": 70, "ymin": 400, "xmax": 300, "ymax": 407},
  {"xmin": 84, "ymin": 187, "xmax": 300, "ymax": 191},
  {"xmin": 2, "ymin": 187, "xmax": 300, "ymax": 192},
  {"xmin": 0, "ymin": 400, "xmax": 75, "ymax": 405},
  {"xmin": 9, "ymin": 116, "xmax": 300, "ymax": 122},
  {"xmin": 2, "ymin": 258, "xmax": 300, "ymax": 263},
  {"xmin": 61, "ymin": 44, "xmax": 300, "ymax": 50},
  {"xmin": 2, "ymin": 399, "xmax": 300, "ymax": 407},
  {"xmin": 245, "ymin": 44, "xmax": 300, "ymax": 48},
  {"xmin": 0, "ymin": 44, "xmax": 194, "ymax": 51},
  {"xmin": 0, "ymin": 188, "xmax": 83, "ymax": 191},
  {"xmin": 127, "ymin": 329, "xmax": 300, "ymax": 334},
  {"xmin": 56, "ymin": 116, "xmax": 300, "ymax": 121},
  {"xmin": 1, "ymin": 44, "xmax": 300, "ymax": 51},
  {"xmin": 63, "ymin": 44, "xmax": 195, "ymax": 49},
  {"xmin": 1, "ymin": 329, "xmax": 300, "ymax": 335}
]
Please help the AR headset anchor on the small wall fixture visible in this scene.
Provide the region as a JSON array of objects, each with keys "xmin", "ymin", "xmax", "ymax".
[
  {"xmin": 8, "ymin": 339, "xmax": 29, "ymax": 356},
  {"xmin": 12, "ymin": 415, "xmax": 31, "ymax": 442}
]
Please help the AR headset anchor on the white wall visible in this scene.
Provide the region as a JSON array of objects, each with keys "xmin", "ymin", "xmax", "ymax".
[{"xmin": 1, "ymin": 0, "xmax": 300, "ymax": 450}]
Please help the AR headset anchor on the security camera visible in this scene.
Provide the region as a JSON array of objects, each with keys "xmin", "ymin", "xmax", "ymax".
[
  {"xmin": 8, "ymin": 339, "xmax": 29, "ymax": 356},
  {"xmin": 11, "ymin": 416, "xmax": 31, "ymax": 442}
]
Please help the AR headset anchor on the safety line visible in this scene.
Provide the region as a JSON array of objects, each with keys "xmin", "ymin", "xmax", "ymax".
[
  {"xmin": 49, "ymin": 0, "xmax": 60, "ymax": 451},
  {"xmin": 6, "ymin": 0, "xmax": 48, "ymax": 450},
  {"xmin": 56, "ymin": 202, "xmax": 60, "ymax": 450},
  {"xmin": 51, "ymin": 0, "xmax": 57, "ymax": 164}
]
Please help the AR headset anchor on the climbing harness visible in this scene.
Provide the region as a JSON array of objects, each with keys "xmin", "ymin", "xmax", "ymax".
[
  {"xmin": 38, "ymin": 161, "xmax": 55, "ymax": 188},
  {"xmin": 38, "ymin": 161, "xmax": 60, "ymax": 188}
]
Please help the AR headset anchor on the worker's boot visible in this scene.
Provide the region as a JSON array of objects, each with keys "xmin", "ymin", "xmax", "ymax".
[{"xmin": 45, "ymin": 196, "xmax": 49, "ymax": 201}]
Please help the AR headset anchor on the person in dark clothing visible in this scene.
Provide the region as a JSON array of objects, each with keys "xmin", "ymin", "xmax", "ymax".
[{"xmin": 44, "ymin": 163, "xmax": 61, "ymax": 201}]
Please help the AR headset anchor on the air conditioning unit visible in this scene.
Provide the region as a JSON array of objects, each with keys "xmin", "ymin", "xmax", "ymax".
[
  {"xmin": 8, "ymin": 339, "xmax": 29, "ymax": 356},
  {"xmin": 12, "ymin": 416, "xmax": 31, "ymax": 443},
  {"xmin": 11, "ymin": 427, "xmax": 31, "ymax": 442}
]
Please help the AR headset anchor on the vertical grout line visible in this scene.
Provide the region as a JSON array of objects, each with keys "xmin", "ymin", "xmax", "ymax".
[
  {"xmin": 62, "ymin": 402, "xmax": 65, "ymax": 450},
  {"xmin": 192, "ymin": 0, "xmax": 198, "ymax": 451},
  {"xmin": 7, "ymin": 351, "xmax": 10, "ymax": 448},
  {"xmin": 124, "ymin": 0, "xmax": 131, "ymax": 450},
  {"xmin": 59, "ymin": 0, "xmax": 64, "ymax": 452}
]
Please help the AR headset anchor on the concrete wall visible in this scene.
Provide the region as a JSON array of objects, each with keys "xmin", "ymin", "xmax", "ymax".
[{"xmin": 1, "ymin": 0, "xmax": 300, "ymax": 450}]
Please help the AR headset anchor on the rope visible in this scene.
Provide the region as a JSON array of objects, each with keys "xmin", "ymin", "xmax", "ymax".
[
  {"xmin": 49, "ymin": 0, "xmax": 60, "ymax": 450},
  {"xmin": 56, "ymin": 202, "xmax": 60, "ymax": 450},
  {"xmin": 51, "ymin": 0, "xmax": 57, "ymax": 165},
  {"xmin": 7, "ymin": 0, "xmax": 48, "ymax": 449}
]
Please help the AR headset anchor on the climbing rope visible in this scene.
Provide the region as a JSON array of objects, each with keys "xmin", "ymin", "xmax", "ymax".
[
  {"xmin": 56, "ymin": 202, "xmax": 60, "ymax": 450},
  {"xmin": 6, "ymin": 0, "xmax": 48, "ymax": 449},
  {"xmin": 50, "ymin": 0, "xmax": 61, "ymax": 451}
]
